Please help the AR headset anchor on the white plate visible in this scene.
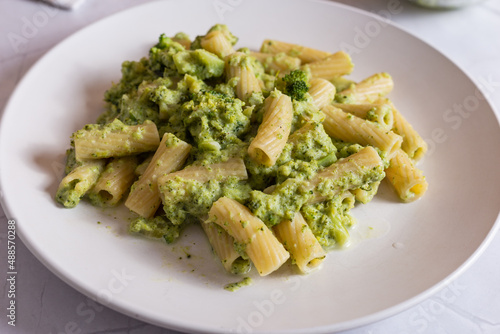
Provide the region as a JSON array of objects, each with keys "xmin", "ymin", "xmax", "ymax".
[{"xmin": 1, "ymin": 0, "xmax": 500, "ymax": 333}]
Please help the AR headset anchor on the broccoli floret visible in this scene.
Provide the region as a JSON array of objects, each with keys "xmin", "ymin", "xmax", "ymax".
[
  {"xmin": 154, "ymin": 33, "xmax": 170, "ymax": 49},
  {"xmin": 282, "ymin": 69, "xmax": 310, "ymax": 101},
  {"xmin": 149, "ymin": 34, "xmax": 185, "ymax": 75}
]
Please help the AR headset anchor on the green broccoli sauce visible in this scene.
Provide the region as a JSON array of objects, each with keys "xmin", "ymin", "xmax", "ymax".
[
  {"xmin": 56, "ymin": 163, "xmax": 104, "ymax": 208},
  {"xmin": 129, "ymin": 216, "xmax": 180, "ymax": 243},
  {"xmin": 315, "ymin": 165, "xmax": 385, "ymax": 200},
  {"xmin": 248, "ymin": 179, "xmax": 311, "ymax": 227},
  {"xmin": 301, "ymin": 195, "xmax": 356, "ymax": 249},
  {"xmin": 224, "ymin": 276, "xmax": 253, "ymax": 292},
  {"xmin": 330, "ymin": 76, "xmax": 355, "ymax": 93},
  {"xmin": 282, "ymin": 69, "xmax": 310, "ymax": 101},
  {"xmin": 55, "ymin": 179, "xmax": 83, "ymax": 208},
  {"xmin": 67, "ymin": 25, "xmax": 391, "ymax": 277},
  {"xmin": 160, "ymin": 176, "xmax": 251, "ymax": 226},
  {"xmin": 63, "ymin": 148, "xmax": 81, "ymax": 175},
  {"xmin": 230, "ymin": 257, "xmax": 252, "ymax": 275},
  {"xmin": 173, "ymin": 49, "xmax": 225, "ymax": 80}
]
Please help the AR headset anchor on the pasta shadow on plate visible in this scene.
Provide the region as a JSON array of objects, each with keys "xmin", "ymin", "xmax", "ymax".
[{"xmin": 33, "ymin": 150, "xmax": 68, "ymax": 204}]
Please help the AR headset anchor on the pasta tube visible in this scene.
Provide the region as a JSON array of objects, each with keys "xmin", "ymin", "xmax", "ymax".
[
  {"xmin": 322, "ymin": 105, "xmax": 402, "ymax": 159},
  {"xmin": 125, "ymin": 133, "xmax": 191, "ymax": 218},
  {"xmin": 250, "ymin": 51, "xmax": 301, "ymax": 75},
  {"xmin": 302, "ymin": 51, "xmax": 354, "ymax": 80},
  {"xmin": 201, "ymin": 30, "xmax": 235, "ymax": 58},
  {"xmin": 73, "ymin": 119, "xmax": 160, "ymax": 160},
  {"xmin": 260, "ymin": 39, "xmax": 330, "ymax": 64},
  {"xmin": 385, "ymin": 100, "xmax": 428, "ymax": 162},
  {"xmin": 225, "ymin": 52, "xmax": 261, "ymax": 101},
  {"xmin": 385, "ymin": 149, "xmax": 428, "ymax": 202},
  {"xmin": 88, "ymin": 156, "xmax": 138, "ymax": 207},
  {"xmin": 134, "ymin": 154, "xmax": 154, "ymax": 177},
  {"xmin": 158, "ymin": 158, "xmax": 247, "ymax": 204},
  {"xmin": 331, "ymin": 102, "xmax": 394, "ymax": 130},
  {"xmin": 350, "ymin": 181, "xmax": 381, "ymax": 204},
  {"xmin": 158, "ymin": 158, "xmax": 247, "ymax": 185},
  {"xmin": 339, "ymin": 72, "xmax": 393, "ymax": 103},
  {"xmin": 304, "ymin": 146, "xmax": 385, "ymax": 203},
  {"xmin": 201, "ymin": 221, "xmax": 251, "ymax": 275},
  {"xmin": 309, "ymin": 78, "xmax": 336, "ymax": 110},
  {"xmin": 248, "ymin": 90, "xmax": 293, "ymax": 166},
  {"xmin": 273, "ymin": 212, "xmax": 326, "ymax": 274},
  {"xmin": 55, "ymin": 159, "xmax": 105, "ymax": 208},
  {"xmin": 208, "ymin": 197, "xmax": 290, "ymax": 276}
]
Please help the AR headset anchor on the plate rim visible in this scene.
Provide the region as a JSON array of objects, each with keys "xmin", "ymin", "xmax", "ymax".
[{"xmin": 1, "ymin": 0, "xmax": 500, "ymax": 333}]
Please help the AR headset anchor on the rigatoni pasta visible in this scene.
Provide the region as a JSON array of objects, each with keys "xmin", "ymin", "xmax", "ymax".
[
  {"xmin": 201, "ymin": 221, "xmax": 251, "ymax": 274},
  {"xmin": 260, "ymin": 39, "xmax": 330, "ymax": 64},
  {"xmin": 56, "ymin": 159, "xmax": 105, "ymax": 208},
  {"xmin": 302, "ymin": 51, "xmax": 354, "ymax": 80},
  {"xmin": 248, "ymin": 90, "xmax": 293, "ymax": 166},
  {"xmin": 125, "ymin": 133, "xmax": 191, "ymax": 218},
  {"xmin": 88, "ymin": 156, "xmax": 138, "ymax": 207},
  {"xmin": 304, "ymin": 146, "xmax": 385, "ymax": 203},
  {"xmin": 225, "ymin": 52, "xmax": 262, "ymax": 101},
  {"xmin": 338, "ymin": 72, "xmax": 394, "ymax": 103},
  {"xmin": 158, "ymin": 158, "xmax": 247, "ymax": 185},
  {"xmin": 384, "ymin": 99, "xmax": 428, "ymax": 162},
  {"xmin": 322, "ymin": 104, "xmax": 403, "ymax": 159},
  {"xmin": 157, "ymin": 158, "xmax": 248, "ymax": 216},
  {"xmin": 309, "ymin": 78, "xmax": 336, "ymax": 110},
  {"xmin": 331, "ymin": 102, "xmax": 394, "ymax": 130},
  {"xmin": 208, "ymin": 197, "xmax": 290, "ymax": 276},
  {"xmin": 273, "ymin": 212, "xmax": 326, "ymax": 274},
  {"xmin": 250, "ymin": 51, "xmax": 301, "ymax": 75},
  {"xmin": 201, "ymin": 30, "xmax": 235, "ymax": 58},
  {"xmin": 73, "ymin": 119, "xmax": 160, "ymax": 160},
  {"xmin": 385, "ymin": 149, "xmax": 428, "ymax": 202}
]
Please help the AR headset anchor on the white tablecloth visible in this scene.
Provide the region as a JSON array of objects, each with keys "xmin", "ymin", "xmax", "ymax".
[{"xmin": 1, "ymin": 0, "xmax": 499, "ymax": 333}]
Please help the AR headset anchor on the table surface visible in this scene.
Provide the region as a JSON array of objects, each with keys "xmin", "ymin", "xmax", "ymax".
[{"xmin": 1, "ymin": 0, "xmax": 499, "ymax": 333}]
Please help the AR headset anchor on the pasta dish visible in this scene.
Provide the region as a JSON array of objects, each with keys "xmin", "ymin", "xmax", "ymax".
[{"xmin": 55, "ymin": 24, "xmax": 428, "ymax": 283}]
